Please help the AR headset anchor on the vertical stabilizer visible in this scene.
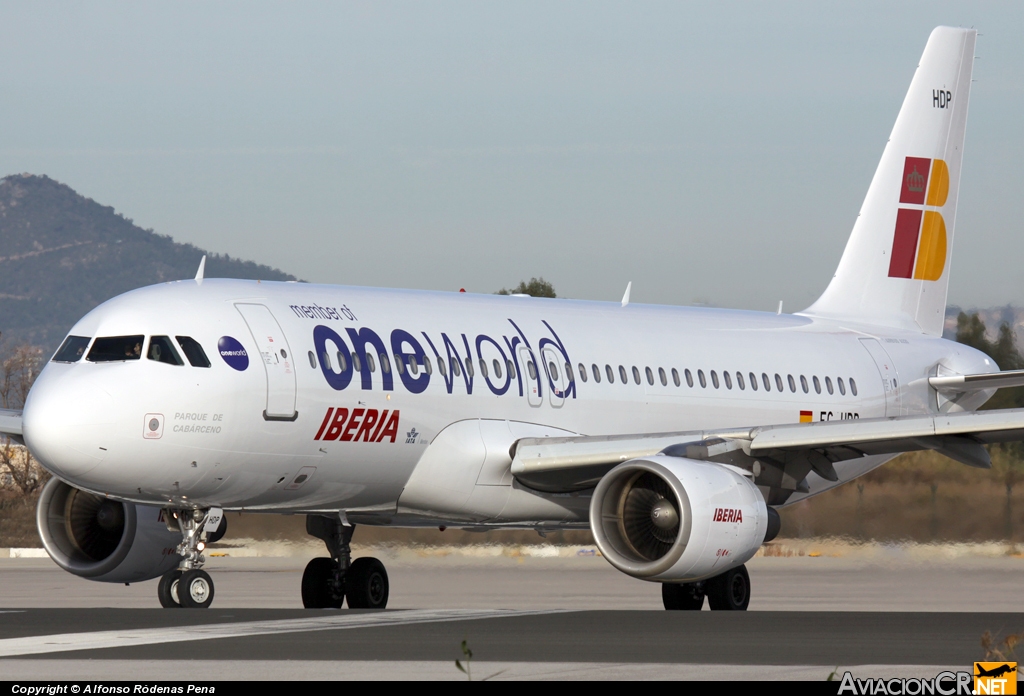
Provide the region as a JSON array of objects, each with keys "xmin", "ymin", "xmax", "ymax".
[{"xmin": 802, "ymin": 27, "xmax": 975, "ymax": 336}]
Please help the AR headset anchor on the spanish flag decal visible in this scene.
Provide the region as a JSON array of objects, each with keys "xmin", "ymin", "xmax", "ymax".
[{"xmin": 800, "ymin": 410, "xmax": 813, "ymax": 423}]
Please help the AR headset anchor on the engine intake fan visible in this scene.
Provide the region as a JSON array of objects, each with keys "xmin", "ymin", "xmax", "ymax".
[
  {"xmin": 37, "ymin": 478, "xmax": 181, "ymax": 583},
  {"xmin": 590, "ymin": 456, "xmax": 768, "ymax": 582}
]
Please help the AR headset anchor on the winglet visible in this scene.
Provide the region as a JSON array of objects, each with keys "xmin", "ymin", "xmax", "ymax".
[
  {"xmin": 195, "ymin": 255, "xmax": 206, "ymax": 282},
  {"xmin": 621, "ymin": 281, "xmax": 631, "ymax": 307}
]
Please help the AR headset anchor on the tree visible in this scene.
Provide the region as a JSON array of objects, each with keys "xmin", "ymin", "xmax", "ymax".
[
  {"xmin": 955, "ymin": 312, "xmax": 1024, "ymax": 540},
  {"xmin": 495, "ymin": 277, "xmax": 556, "ymax": 298},
  {"xmin": 0, "ymin": 339, "xmax": 47, "ymax": 494}
]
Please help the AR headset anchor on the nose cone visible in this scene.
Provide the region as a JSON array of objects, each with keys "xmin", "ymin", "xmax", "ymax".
[{"xmin": 23, "ymin": 365, "xmax": 114, "ymax": 481}]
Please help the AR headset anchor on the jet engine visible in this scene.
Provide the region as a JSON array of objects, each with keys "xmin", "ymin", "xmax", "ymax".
[
  {"xmin": 36, "ymin": 478, "xmax": 181, "ymax": 583},
  {"xmin": 590, "ymin": 456, "xmax": 769, "ymax": 582}
]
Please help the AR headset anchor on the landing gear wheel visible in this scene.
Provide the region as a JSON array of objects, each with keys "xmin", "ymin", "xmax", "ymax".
[
  {"xmin": 706, "ymin": 564, "xmax": 750, "ymax": 611},
  {"xmin": 178, "ymin": 569, "xmax": 215, "ymax": 609},
  {"xmin": 662, "ymin": 582, "xmax": 704, "ymax": 610},
  {"xmin": 302, "ymin": 557, "xmax": 343, "ymax": 609},
  {"xmin": 158, "ymin": 570, "xmax": 183, "ymax": 608},
  {"xmin": 345, "ymin": 557, "xmax": 389, "ymax": 609}
]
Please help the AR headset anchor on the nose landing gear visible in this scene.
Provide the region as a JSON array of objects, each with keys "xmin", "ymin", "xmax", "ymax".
[
  {"xmin": 302, "ymin": 514, "xmax": 389, "ymax": 609},
  {"xmin": 157, "ymin": 507, "xmax": 224, "ymax": 609}
]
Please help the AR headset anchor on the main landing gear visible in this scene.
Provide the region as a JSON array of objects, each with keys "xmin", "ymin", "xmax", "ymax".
[
  {"xmin": 302, "ymin": 515, "xmax": 389, "ymax": 609},
  {"xmin": 662, "ymin": 564, "xmax": 751, "ymax": 611},
  {"xmin": 158, "ymin": 507, "xmax": 226, "ymax": 609}
]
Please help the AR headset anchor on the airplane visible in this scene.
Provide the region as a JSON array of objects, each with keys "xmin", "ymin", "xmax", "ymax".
[{"xmin": 2, "ymin": 25, "xmax": 1024, "ymax": 612}]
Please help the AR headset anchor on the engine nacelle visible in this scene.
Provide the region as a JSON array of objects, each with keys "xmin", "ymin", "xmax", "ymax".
[
  {"xmin": 590, "ymin": 456, "xmax": 768, "ymax": 582},
  {"xmin": 36, "ymin": 478, "xmax": 181, "ymax": 583}
]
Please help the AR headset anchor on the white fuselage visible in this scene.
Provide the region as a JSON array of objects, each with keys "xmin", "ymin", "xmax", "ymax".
[{"xmin": 22, "ymin": 278, "xmax": 993, "ymax": 525}]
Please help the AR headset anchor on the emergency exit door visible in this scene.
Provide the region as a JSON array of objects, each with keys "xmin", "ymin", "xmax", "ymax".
[{"xmin": 236, "ymin": 304, "xmax": 297, "ymax": 420}]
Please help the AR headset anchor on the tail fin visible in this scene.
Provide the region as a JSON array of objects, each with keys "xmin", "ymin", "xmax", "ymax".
[{"xmin": 803, "ymin": 27, "xmax": 976, "ymax": 336}]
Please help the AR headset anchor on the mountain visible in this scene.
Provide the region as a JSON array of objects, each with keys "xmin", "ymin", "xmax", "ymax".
[{"xmin": 0, "ymin": 174, "xmax": 296, "ymax": 355}]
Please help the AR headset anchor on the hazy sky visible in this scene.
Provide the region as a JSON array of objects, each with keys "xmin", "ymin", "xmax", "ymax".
[{"xmin": 1, "ymin": 2, "xmax": 1021, "ymax": 311}]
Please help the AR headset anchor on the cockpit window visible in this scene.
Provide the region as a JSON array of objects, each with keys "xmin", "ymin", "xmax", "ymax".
[
  {"xmin": 52, "ymin": 335, "xmax": 91, "ymax": 363},
  {"xmin": 148, "ymin": 336, "xmax": 184, "ymax": 366},
  {"xmin": 87, "ymin": 335, "xmax": 145, "ymax": 362},
  {"xmin": 175, "ymin": 336, "xmax": 211, "ymax": 368}
]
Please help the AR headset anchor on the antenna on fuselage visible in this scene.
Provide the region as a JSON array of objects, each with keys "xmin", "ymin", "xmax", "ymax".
[
  {"xmin": 195, "ymin": 255, "xmax": 206, "ymax": 283},
  {"xmin": 777, "ymin": 300, "xmax": 783, "ymax": 315},
  {"xmin": 621, "ymin": 281, "xmax": 632, "ymax": 307}
]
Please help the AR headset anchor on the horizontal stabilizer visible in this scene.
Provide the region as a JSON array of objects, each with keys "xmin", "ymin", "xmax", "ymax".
[{"xmin": 929, "ymin": 369, "xmax": 1024, "ymax": 392}]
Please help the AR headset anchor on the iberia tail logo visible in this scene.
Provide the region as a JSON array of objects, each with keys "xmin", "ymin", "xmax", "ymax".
[{"xmin": 888, "ymin": 156, "xmax": 949, "ymax": 281}]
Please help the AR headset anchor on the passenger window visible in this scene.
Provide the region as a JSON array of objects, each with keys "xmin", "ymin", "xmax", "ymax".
[
  {"xmin": 508, "ymin": 360, "xmax": 517, "ymax": 378},
  {"xmin": 800, "ymin": 375, "xmax": 809, "ymax": 393},
  {"xmin": 838, "ymin": 377, "xmax": 846, "ymax": 395},
  {"xmin": 685, "ymin": 369, "xmax": 694, "ymax": 388},
  {"xmin": 52, "ymin": 335, "xmax": 91, "ymax": 363},
  {"xmin": 528, "ymin": 361, "xmax": 537, "ymax": 380},
  {"xmin": 322, "ymin": 351, "xmax": 333, "ymax": 371},
  {"xmin": 710, "ymin": 370, "xmax": 719, "ymax": 389},
  {"xmin": 775, "ymin": 373, "xmax": 784, "ymax": 392},
  {"xmin": 565, "ymin": 362, "xmax": 573, "ymax": 382},
  {"xmin": 619, "ymin": 365, "xmax": 627, "ymax": 383},
  {"xmin": 631, "ymin": 366, "xmax": 640, "ymax": 384},
  {"xmin": 550, "ymin": 362, "xmax": 559, "ymax": 381},
  {"xmin": 335, "ymin": 351, "xmax": 347, "ymax": 372},
  {"xmin": 813, "ymin": 375, "xmax": 821, "ymax": 394},
  {"xmin": 366, "ymin": 352, "xmax": 376, "ymax": 372},
  {"xmin": 394, "ymin": 354, "xmax": 405, "ymax": 375},
  {"xmin": 850, "ymin": 378, "xmax": 858, "ymax": 396},
  {"xmin": 450, "ymin": 357, "xmax": 459, "ymax": 377},
  {"xmin": 464, "ymin": 358, "xmax": 474, "ymax": 377},
  {"xmin": 724, "ymin": 371, "xmax": 732, "ymax": 390},
  {"xmin": 308, "ymin": 351, "xmax": 316, "ymax": 369},
  {"xmin": 787, "ymin": 374, "xmax": 796, "ymax": 393},
  {"xmin": 645, "ymin": 367, "xmax": 654, "ymax": 385},
  {"xmin": 762, "ymin": 373, "xmax": 771, "ymax": 391},
  {"xmin": 409, "ymin": 356, "xmax": 419, "ymax": 375},
  {"xmin": 737, "ymin": 372, "xmax": 745, "ymax": 390},
  {"xmin": 698, "ymin": 370, "xmax": 707, "ymax": 388},
  {"xmin": 479, "ymin": 359, "xmax": 488, "ymax": 378},
  {"xmin": 825, "ymin": 376, "xmax": 834, "ymax": 395},
  {"xmin": 148, "ymin": 336, "xmax": 183, "ymax": 365},
  {"xmin": 659, "ymin": 367, "xmax": 667, "ymax": 386},
  {"xmin": 672, "ymin": 368, "xmax": 680, "ymax": 387},
  {"xmin": 424, "ymin": 356, "xmax": 432, "ymax": 375},
  {"xmin": 88, "ymin": 335, "xmax": 144, "ymax": 362},
  {"xmin": 493, "ymin": 359, "xmax": 502, "ymax": 379},
  {"xmin": 579, "ymin": 363, "xmax": 588, "ymax": 382},
  {"xmin": 438, "ymin": 356, "xmax": 447, "ymax": 377},
  {"xmin": 175, "ymin": 337, "xmax": 211, "ymax": 367},
  {"xmin": 749, "ymin": 372, "xmax": 758, "ymax": 391},
  {"xmin": 606, "ymin": 365, "xmax": 615, "ymax": 383},
  {"xmin": 593, "ymin": 364, "xmax": 602, "ymax": 383},
  {"xmin": 380, "ymin": 353, "xmax": 391, "ymax": 374},
  {"xmin": 352, "ymin": 352, "xmax": 362, "ymax": 372}
]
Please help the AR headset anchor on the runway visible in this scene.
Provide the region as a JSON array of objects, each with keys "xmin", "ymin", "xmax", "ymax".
[{"xmin": 1, "ymin": 549, "xmax": 1022, "ymax": 679}]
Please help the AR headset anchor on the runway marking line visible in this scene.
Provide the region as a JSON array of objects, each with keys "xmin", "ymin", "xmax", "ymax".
[{"xmin": 0, "ymin": 609, "xmax": 567, "ymax": 658}]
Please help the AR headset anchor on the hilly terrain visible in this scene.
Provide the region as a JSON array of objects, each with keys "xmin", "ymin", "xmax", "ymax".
[{"xmin": 0, "ymin": 174, "xmax": 295, "ymax": 354}]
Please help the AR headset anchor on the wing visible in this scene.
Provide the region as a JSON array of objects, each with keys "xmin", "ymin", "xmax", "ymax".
[
  {"xmin": 510, "ymin": 406, "xmax": 1024, "ymax": 497},
  {"xmin": 0, "ymin": 409, "xmax": 24, "ymax": 445}
]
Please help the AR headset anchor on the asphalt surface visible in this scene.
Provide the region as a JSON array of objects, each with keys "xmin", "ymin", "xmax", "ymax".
[
  {"xmin": 0, "ymin": 550, "xmax": 1021, "ymax": 679},
  {"xmin": 0, "ymin": 608, "xmax": 1017, "ymax": 665}
]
